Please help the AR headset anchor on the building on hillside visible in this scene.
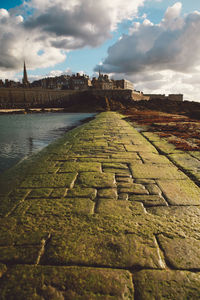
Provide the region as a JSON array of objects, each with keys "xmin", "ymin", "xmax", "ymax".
[
  {"xmin": 92, "ymin": 71, "xmax": 113, "ymax": 90},
  {"xmin": 114, "ymin": 79, "xmax": 134, "ymax": 90},
  {"xmin": 70, "ymin": 73, "xmax": 92, "ymax": 90}
]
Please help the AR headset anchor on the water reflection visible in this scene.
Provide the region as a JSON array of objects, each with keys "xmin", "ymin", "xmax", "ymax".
[{"xmin": 0, "ymin": 112, "xmax": 95, "ymax": 173}]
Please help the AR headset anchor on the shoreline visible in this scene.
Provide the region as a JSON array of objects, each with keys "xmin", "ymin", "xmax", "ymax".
[{"xmin": 0, "ymin": 108, "xmax": 66, "ymax": 114}]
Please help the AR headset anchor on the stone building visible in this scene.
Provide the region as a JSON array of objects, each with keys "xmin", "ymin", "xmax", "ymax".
[
  {"xmin": 92, "ymin": 72, "xmax": 113, "ymax": 90},
  {"xmin": 114, "ymin": 79, "xmax": 134, "ymax": 90}
]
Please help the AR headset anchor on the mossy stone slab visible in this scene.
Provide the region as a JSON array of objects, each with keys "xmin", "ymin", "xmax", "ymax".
[
  {"xmin": 152, "ymin": 141, "xmax": 184, "ymax": 154},
  {"xmin": 138, "ymin": 152, "xmax": 171, "ymax": 164},
  {"xmin": 27, "ymin": 188, "xmax": 53, "ymax": 198},
  {"xmin": 125, "ymin": 144, "xmax": 158, "ymax": 153},
  {"xmin": 169, "ymin": 153, "xmax": 200, "ymax": 171},
  {"xmin": 24, "ymin": 198, "xmax": 95, "ymax": 216},
  {"xmin": 130, "ymin": 164, "xmax": 187, "ymax": 180},
  {"xmin": 0, "ymin": 245, "xmax": 41, "ymax": 264},
  {"xmin": 158, "ymin": 235, "xmax": 200, "ymax": 269},
  {"xmin": 119, "ymin": 183, "xmax": 148, "ymax": 195},
  {"xmin": 0, "ymin": 265, "xmax": 134, "ymax": 300},
  {"xmin": 78, "ymin": 172, "xmax": 116, "ymax": 188},
  {"xmin": 98, "ymin": 188, "xmax": 118, "ymax": 199},
  {"xmin": 67, "ymin": 187, "xmax": 97, "ymax": 199},
  {"xmin": 0, "ymin": 263, "xmax": 7, "ymax": 278},
  {"xmin": 142, "ymin": 132, "xmax": 163, "ymax": 142},
  {"xmin": 157, "ymin": 179, "xmax": 200, "ymax": 205},
  {"xmin": 133, "ymin": 270, "xmax": 200, "ymax": 300},
  {"xmin": 20, "ymin": 173, "xmax": 77, "ymax": 188},
  {"xmin": 96, "ymin": 199, "xmax": 145, "ymax": 217},
  {"xmin": 129, "ymin": 195, "xmax": 167, "ymax": 207},
  {"xmin": 42, "ymin": 233, "xmax": 163, "ymax": 269},
  {"xmin": 59, "ymin": 161, "xmax": 101, "ymax": 173}
]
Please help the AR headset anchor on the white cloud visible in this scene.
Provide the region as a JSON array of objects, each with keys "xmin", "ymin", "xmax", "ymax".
[
  {"xmin": 97, "ymin": 2, "xmax": 200, "ymax": 101},
  {"xmin": 0, "ymin": 0, "xmax": 145, "ymax": 77}
]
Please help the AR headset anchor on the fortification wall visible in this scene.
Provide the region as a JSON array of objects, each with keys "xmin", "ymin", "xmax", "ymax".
[
  {"xmin": 0, "ymin": 88, "xmax": 78, "ymax": 108},
  {"xmin": 90, "ymin": 89, "xmax": 148, "ymax": 101}
]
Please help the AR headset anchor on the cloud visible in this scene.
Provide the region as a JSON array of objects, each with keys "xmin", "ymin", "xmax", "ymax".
[
  {"xmin": 95, "ymin": 3, "xmax": 200, "ymax": 101},
  {"xmin": 0, "ymin": 0, "xmax": 145, "ymax": 75}
]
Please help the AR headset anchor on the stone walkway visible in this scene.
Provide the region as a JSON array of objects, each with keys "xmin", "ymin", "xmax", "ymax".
[{"xmin": 0, "ymin": 112, "xmax": 200, "ymax": 299}]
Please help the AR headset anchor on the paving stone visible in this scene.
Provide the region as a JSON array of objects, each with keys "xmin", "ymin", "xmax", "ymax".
[
  {"xmin": 135, "ymin": 179, "xmax": 155, "ymax": 184},
  {"xmin": 59, "ymin": 161, "xmax": 101, "ymax": 173},
  {"xmin": 27, "ymin": 188, "xmax": 53, "ymax": 198},
  {"xmin": 147, "ymin": 206, "xmax": 200, "ymax": 218},
  {"xmin": 119, "ymin": 183, "xmax": 148, "ymax": 195},
  {"xmin": 67, "ymin": 187, "xmax": 97, "ymax": 200},
  {"xmin": 24, "ymin": 198, "xmax": 95, "ymax": 216},
  {"xmin": 169, "ymin": 153, "xmax": 200, "ymax": 171},
  {"xmin": 0, "ymin": 265, "xmax": 134, "ymax": 300},
  {"xmin": 146, "ymin": 184, "xmax": 162, "ymax": 196},
  {"xmin": 138, "ymin": 152, "xmax": 171, "ymax": 164},
  {"xmin": 0, "ymin": 263, "xmax": 7, "ymax": 278},
  {"xmin": 0, "ymin": 189, "xmax": 30, "ymax": 217},
  {"xmin": 96, "ymin": 199, "xmax": 145, "ymax": 216},
  {"xmin": 142, "ymin": 132, "xmax": 163, "ymax": 141},
  {"xmin": 78, "ymin": 172, "xmax": 116, "ymax": 188},
  {"xmin": 130, "ymin": 164, "xmax": 187, "ymax": 180},
  {"xmin": 152, "ymin": 140, "xmax": 184, "ymax": 154},
  {"xmin": 118, "ymin": 193, "xmax": 129, "ymax": 200},
  {"xmin": 125, "ymin": 144, "xmax": 158, "ymax": 153},
  {"xmin": 129, "ymin": 195, "xmax": 167, "ymax": 207},
  {"xmin": 42, "ymin": 232, "xmax": 163, "ymax": 269},
  {"xmin": 133, "ymin": 270, "xmax": 200, "ymax": 300},
  {"xmin": 157, "ymin": 179, "xmax": 200, "ymax": 205},
  {"xmin": 98, "ymin": 188, "xmax": 118, "ymax": 199},
  {"xmin": 158, "ymin": 235, "xmax": 200, "ymax": 270},
  {"xmin": 0, "ymin": 245, "xmax": 42, "ymax": 264},
  {"xmin": 20, "ymin": 173, "xmax": 77, "ymax": 188},
  {"xmin": 102, "ymin": 162, "xmax": 129, "ymax": 169},
  {"xmin": 50, "ymin": 188, "xmax": 67, "ymax": 198},
  {"xmin": 189, "ymin": 151, "xmax": 200, "ymax": 160}
]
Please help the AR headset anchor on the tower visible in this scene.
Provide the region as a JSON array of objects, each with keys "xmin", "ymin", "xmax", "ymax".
[{"xmin": 22, "ymin": 61, "xmax": 29, "ymax": 86}]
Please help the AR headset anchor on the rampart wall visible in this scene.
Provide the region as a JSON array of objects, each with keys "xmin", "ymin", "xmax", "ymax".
[{"xmin": 0, "ymin": 88, "xmax": 79, "ymax": 108}]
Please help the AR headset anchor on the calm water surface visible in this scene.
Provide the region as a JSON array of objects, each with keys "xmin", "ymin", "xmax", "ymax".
[{"xmin": 0, "ymin": 112, "xmax": 95, "ymax": 174}]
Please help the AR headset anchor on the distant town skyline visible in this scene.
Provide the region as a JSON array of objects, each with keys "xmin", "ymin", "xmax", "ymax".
[{"xmin": 0, "ymin": 0, "xmax": 200, "ymax": 101}]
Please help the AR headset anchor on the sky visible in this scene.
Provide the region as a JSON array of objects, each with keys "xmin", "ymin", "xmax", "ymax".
[{"xmin": 0, "ymin": 0, "xmax": 200, "ymax": 101}]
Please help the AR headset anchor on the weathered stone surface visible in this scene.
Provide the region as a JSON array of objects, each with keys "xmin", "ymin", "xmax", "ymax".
[
  {"xmin": 24, "ymin": 198, "xmax": 95, "ymax": 216},
  {"xmin": 0, "ymin": 111, "xmax": 200, "ymax": 298},
  {"xmin": 125, "ymin": 144, "xmax": 158, "ymax": 153},
  {"xmin": 0, "ymin": 265, "xmax": 134, "ymax": 300},
  {"xmin": 138, "ymin": 152, "xmax": 171, "ymax": 164},
  {"xmin": 42, "ymin": 233, "xmax": 163, "ymax": 269},
  {"xmin": 78, "ymin": 172, "xmax": 116, "ymax": 188},
  {"xmin": 96, "ymin": 199, "xmax": 145, "ymax": 217},
  {"xmin": 130, "ymin": 164, "xmax": 187, "ymax": 180},
  {"xmin": 133, "ymin": 270, "xmax": 200, "ymax": 300},
  {"xmin": 67, "ymin": 187, "xmax": 97, "ymax": 199},
  {"xmin": 129, "ymin": 195, "xmax": 167, "ymax": 207},
  {"xmin": 146, "ymin": 184, "xmax": 162, "ymax": 196},
  {"xmin": 20, "ymin": 173, "xmax": 77, "ymax": 188},
  {"xmin": 27, "ymin": 188, "xmax": 53, "ymax": 198},
  {"xmin": 169, "ymin": 153, "xmax": 200, "ymax": 171},
  {"xmin": 157, "ymin": 179, "xmax": 200, "ymax": 205},
  {"xmin": 0, "ymin": 245, "xmax": 41, "ymax": 264},
  {"xmin": 98, "ymin": 188, "xmax": 118, "ymax": 199},
  {"xmin": 119, "ymin": 183, "xmax": 148, "ymax": 195},
  {"xmin": 158, "ymin": 235, "xmax": 200, "ymax": 270},
  {"xmin": 0, "ymin": 263, "xmax": 7, "ymax": 278},
  {"xmin": 152, "ymin": 140, "xmax": 184, "ymax": 154},
  {"xmin": 59, "ymin": 161, "xmax": 101, "ymax": 173}
]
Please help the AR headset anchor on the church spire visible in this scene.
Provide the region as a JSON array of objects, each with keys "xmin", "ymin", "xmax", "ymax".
[{"xmin": 22, "ymin": 61, "xmax": 29, "ymax": 86}]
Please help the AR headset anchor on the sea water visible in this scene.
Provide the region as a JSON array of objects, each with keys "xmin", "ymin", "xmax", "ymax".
[{"xmin": 0, "ymin": 112, "xmax": 95, "ymax": 174}]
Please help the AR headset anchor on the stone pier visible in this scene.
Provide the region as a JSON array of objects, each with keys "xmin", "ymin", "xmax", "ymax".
[{"xmin": 0, "ymin": 112, "xmax": 200, "ymax": 299}]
